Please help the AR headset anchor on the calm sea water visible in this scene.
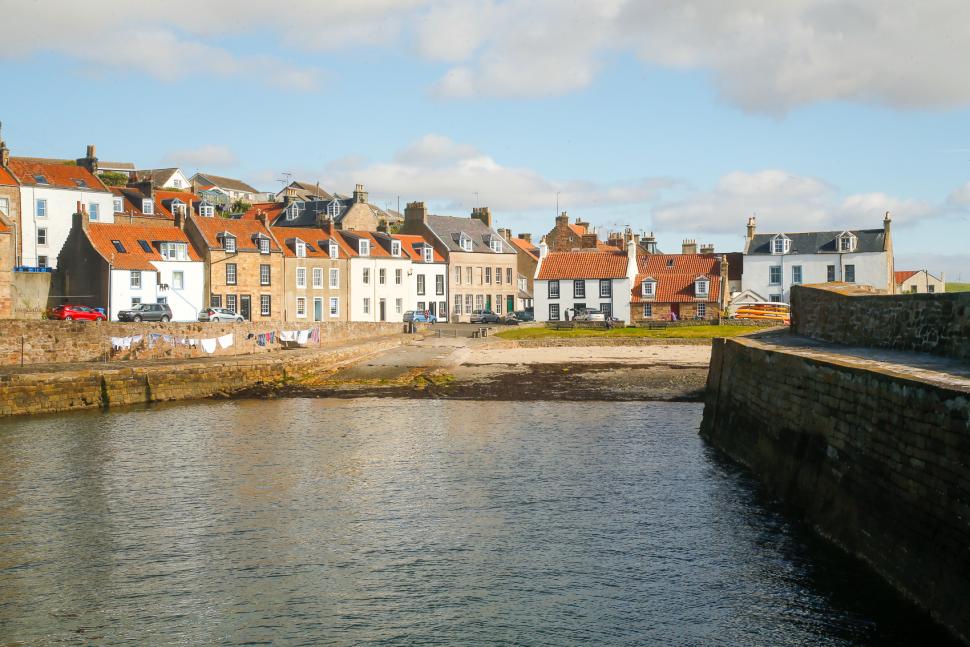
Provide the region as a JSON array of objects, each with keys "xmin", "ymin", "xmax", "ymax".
[{"xmin": 0, "ymin": 399, "xmax": 953, "ymax": 646}]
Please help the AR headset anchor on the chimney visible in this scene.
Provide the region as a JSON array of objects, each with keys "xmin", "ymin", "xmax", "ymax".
[
  {"xmin": 497, "ymin": 227, "xmax": 512, "ymax": 240},
  {"xmin": 555, "ymin": 211, "xmax": 569, "ymax": 227},
  {"xmin": 256, "ymin": 212, "xmax": 268, "ymax": 227},
  {"xmin": 640, "ymin": 231, "xmax": 657, "ymax": 254},
  {"xmin": 0, "ymin": 122, "xmax": 8, "ymax": 167},
  {"xmin": 538, "ymin": 241, "xmax": 549, "ymax": 259},
  {"xmin": 519, "ymin": 232, "xmax": 532, "ymax": 243},
  {"xmin": 626, "ymin": 238, "xmax": 639, "ymax": 281},
  {"xmin": 353, "ymin": 183, "xmax": 368, "ymax": 204},
  {"xmin": 575, "ymin": 217, "xmax": 589, "ymax": 233},
  {"xmin": 404, "ymin": 201, "xmax": 428, "ymax": 226},
  {"xmin": 77, "ymin": 144, "xmax": 98, "ymax": 174},
  {"xmin": 320, "ymin": 219, "xmax": 334, "ymax": 235},
  {"xmin": 581, "ymin": 233, "xmax": 598, "ymax": 249},
  {"xmin": 700, "ymin": 243, "xmax": 715, "ymax": 254},
  {"xmin": 471, "ymin": 206, "xmax": 492, "ymax": 227},
  {"xmin": 883, "ymin": 211, "xmax": 892, "ymax": 237},
  {"xmin": 682, "ymin": 239, "xmax": 697, "ymax": 255},
  {"xmin": 718, "ymin": 255, "xmax": 729, "ymax": 307},
  {"xmin": 130, "ymin": 178, "xmax": 154, "ymax": 200},
  {"xmin": 74, "ymin": 201, "xmax": 90, "ymax": 232},
  {"xmin": 175, "ymin": 206, "xmax": 186, "ymax": 230},
  {"xmin": 746, "ymin": 215, "xmax": 757, "ymax": 241}
]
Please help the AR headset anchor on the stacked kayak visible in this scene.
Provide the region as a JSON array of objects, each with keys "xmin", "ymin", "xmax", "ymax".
[{"xmin": 731, "ymin": 302, "xmax": 791, "ymax": 325}]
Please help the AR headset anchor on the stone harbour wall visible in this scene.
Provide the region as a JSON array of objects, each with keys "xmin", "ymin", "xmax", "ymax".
[
  {"xmin": 791, "ymin": 283, "xmax": 970, "ymax": 360},
  {"xmin": 0, "ymin": 320, "xmax": 413, "ymax": 366},
  {"xmin": 700, "ymin": 336, "xmax": 970, "ymax": 642}
]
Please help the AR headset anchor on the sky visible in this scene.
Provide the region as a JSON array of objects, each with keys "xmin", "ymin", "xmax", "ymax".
[{"xmin": 2, "ymin": 0, "xmax": 969, "ymax": 279}]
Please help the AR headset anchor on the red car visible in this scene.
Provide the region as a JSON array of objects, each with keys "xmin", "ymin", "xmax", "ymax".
[{"xmin": 49, "ymin": 304, "xmax": 106, "ymax": 321}]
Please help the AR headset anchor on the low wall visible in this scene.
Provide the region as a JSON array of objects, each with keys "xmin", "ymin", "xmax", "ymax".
[
  {"xmin": 791, "ymin": 283, "xmax": 970, "ymax": 360},
  {"xmin": 0, "ymin": 320, "xmax": 412, "ymax": 366},
  {"xmin": 700, "ymin": 337, "xmax": 970, "ymax": 642},
  {"xmin": 0, "ymin": 336, "xmax": 405, "ymax": 417},
  {"xmin": 12, "ymin": 272, "xmax": 51, "ymax": 319}
]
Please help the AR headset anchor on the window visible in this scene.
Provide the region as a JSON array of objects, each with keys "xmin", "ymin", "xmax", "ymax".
[
  {"xmin": 475, "ymin": 294, "xmax": 484, "ymax": 310},
  {"xmin": 599, "ymin": 279, "xmax": 611, "ymax": 298},
  {"xmin": 285, "ymin": 203, "xmax": 302, "ymax": 222},
  {"xmin": 172, "ymin": 271, "xmax": 184, "ymax": 290},
  {"xmin": 37, "ymin": 256, "xmax": 48, "ymax": 268},
  {"xmin": 466, "ymin": 267, "xmax": 473, "ymax": 284},
  {"xmin": 363, "ymin": 267, "xmax": 370, "ymax": 284},
  {"xmin": 465, "ymin": 294, "xmax": 472, "ymax": 314},
  {"xmin": 439, "ymin": 301, "xmax": 447, "ymax": 317},
  {"xmin": 296, "ymin": 297, "xmax": 307, "ymax": 317},
  {"xmin": 391, "ymin": 240, "xmax": 401, "ymax": 257},
  {"xmin": 37, "ymin": 228, "xmax": 48, "ymax": 246},
  {"xmin": 506, "ymin": 268, "xmax": 512, "ymax": 284},
  {"xmin": 792, "ymin": 265, "xmax": 803, "ymax": 284},
  {"xmin": 772, "ymin": 238, "xmax": 785, "ymax": 254},
  {"xmin": 460, "ymin": 234, "xmax": 473, "ymax": 252},
  {"xmin": 456, "ymin": 265, "xmax": 462, "ymax": 284},
  {"xmin": 642, "ymin": 304, "xmax": 653, "ymax": 318},
  {"xmin": 395, "ymin": 298, "xmax": 403, "ymax": 314},
  {"xmin": 329, "ymin": 268, "xmax": 339, "ymax": 288},
  {"xmin": 329, "ymin": 242, "xmax": 338, "ymax": 259},
  {"xmin": 845, "ymin": 264, "xmax": 856, "ymax": 283},
  {"xmin": 36, "ymin": 199, "xmax": 47, "ymax": 217},
  {"xmin": 928, "ymin": 285, "xmax": 936, "ymax": 294},
  {"xmin": 485, "ymin": 267, "xmax": 492, "ymax": 284},
  {"xmin": 454, "ymin": 294, "xmax": 462, "ymax": 315},
  {"xmin": 495, "ymin": 296, "xmax": 502, "ymax": 314},
  {"xmin": 173, "ymin": 178, "xmax": 182, "ymax": 189},
  {"xmin": 200, "ymin": 204, "xmax": 215, "ymax": 217},
  {"xmin": 296, "ymin": 267, "xmax": 306, "ymax": 288},
  {"xmin": 160, "ymin": 242, "xmax": 188, "ymax": 261},
  {"xmin": 839, "ymin": 234, "xmax": 856, "ymax": 252},
  {"xmin": 600, "ymin": 303, "xmax": 612, "ymax": 318},
  {"xmin": 358, "ymin": 239, "xmax": 370, "ymax": 256},
  {"xmin": 327, "ymin": 200, "xmax": 340, "ymax": 219},
  {"xmin": 423, "ymin": 247, "xmax": 433, "ymax": 263},
  {"xmin": 436, "ymin": 275, "xmax": 445, "ymax": 295},
  {"xmin": 226, "ymin": 263, "xmax": 237, "ymax": 285},
  {"xmin": 170, "ymin": 201, "xmax": 186, "ymax": 218},
  {"xmin": 226, "ymin": 294, "xmax": 237, "ymax": 313},
  {"xmin": 112, "ymin": 197, "xmax": 124, "ymax": 213},
  {"xmin": 642, "ymin": 279, "xmax": 656, "ymax": 297},
  {"xmin": 34, "ymin": 174, "xmax": 49, "ymax": 184},
  {"xmin": 695, "ymin": 279, "xmax": 709, "ymax": 297},
  {"xmin": 769, "ymin": 266, "xmax": 782, "ymax": 285},
  {"xmin": 296, "ymin": 240, "xmax": 306, "ymax": 258},
  {"xmin": 379, "ymin": 268, "xmax": 386, "ymax": 285},
  {"xmin": 548, "ymin": 280, "xmax": 560, "ymax": 299},
  {"xmin": 223, "ymin": 235, "xmax": 236, "ymax": 253},
  {"xmin": 697, "ymin": 303, "xmax": 707, "ymax": 318},
  {"xmin": 88, "ymin": 203, "xmax": 100, "ymax": 221},
  {"xmin": 0, "ymin": 197, "xmax": 7, "ymax": 215},
  {"xmin": 417, "ymin": 274, "xmax": 426, "ymax": 295},
  {"xmin": 418, "ymin": 301, "xmax": 426, "ymax": 311},
  {"xmin": 549, "ymin": 304, "xmax": 560, "ymax": 321},
  {"xmin": 769, "ymin": 294, "xmax": 782, "ymax": 303},
  {"xmin": 395, "ymin": 268, "xmax": 402, "ymax": 285},
  {"xmin": 329, "ymin": 297, "xmax": 339, "ymax": 316},
  {"xmin": 142, "ymin": 199, "xmax": 154, "ymax": 215},
  {"xmin": 259, "ymin": 238, "xmax": 270, "ymax": 254},
  {"xmin": 574, "ymin": 280, "xmax": 585, "ymax": 298},
  {"xmin": 827, "ymin": 265, "xmax": 836, "ymax": 282},
  {"xmin": 495, "ymin": 267, "xmax": 502, "ymax": 284},
  {"xmin": 312, "ymin": 268, "xmax": 323, "ymax": 288},
  {"xmin": 131, "ymin": 297, "xmax": 141, "ymax": 307},
  {"xmin": 363, "ymin": 298, "xmax": 370, "ymax": 314},
  {"xmin": 130, "ymin": 271, "xmax": 141, "ymax": 289},
  {"xmin": 490, "ymin": 239, "xmax": 502, "ymax": 253}
]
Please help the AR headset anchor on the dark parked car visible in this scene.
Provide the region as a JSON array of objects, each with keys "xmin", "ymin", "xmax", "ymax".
[
  {"xmin": 117, "ymin": 303, "xmax": 173, "ymax": 322},
  {"xmin": 513, "ymin": 310, "xmax": 534, "ymax": 322},
  {"xmin": 48, "ymin": 304, "xmax": 106, "ymax": 321},
  {"xmin": 470, "ymin": 310, "xmax": 502, "ymax": 324}
]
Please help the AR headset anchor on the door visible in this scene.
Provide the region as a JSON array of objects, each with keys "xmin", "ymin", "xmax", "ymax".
[
  {"xmin": 240, "ymin": 295, "xmax": 252, "ymax": 320},
  {"xmin": 507, "ymin": 295, "xmax": 514, "ymax": 313},
  {"xmin": 485, "ymin": 295, "xmax": 492, "ymax": 312},
  {"xmin": 428, "ymin": 301, "xmax": 436, "ymax": 316},
  {"xmin": 313, "ymin": 298, "xmax": 323, "ymax": 322},
  {"xmin": 379, "ymin": 298, "xmax": 386, "ymax": 321}
]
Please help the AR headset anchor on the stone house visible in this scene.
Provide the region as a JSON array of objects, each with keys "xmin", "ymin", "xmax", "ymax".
[
  {"xmin": 0, "ymin": 211, "xmax": 14, "ymax": 318},
  {"xmin": 631, "ymin": 253, "xmax": 725, "ymax": 323},
  {"xmin": 0, "ymin": 131, "xmax": 22, "ymax": 267},
  {"xmin": 133, "ymin": 168, "xmax": 191, "ymax": 191},
  {"xmin": 543, "ymin": 212, "xmax": 610, "ymax": 252},
  {"xmin": 395, "ymin": 233, "xmax": 448, "ymax": 319},
  {"xmin": 56, "ymin": 211, "xmax": 205, "ymax": 321},
  {"xmin": 110, "ymin": 185, "xmax": 214, "ymax": 228},
  {"xmin": 266, "ymin": 184, "xmax": 400, "ymax": 232},
  {"xmin": 400, "ymin": 202, "xmax": 518, "ymax": 321},
  {"xmin": 342, "ymin": 230, "xmax": 412, "ymax": 322},
  {"xmin": 275, "ymin": 180, "xmax": 333, "ymax": 202},
  {"xmin": 895, "ymin": 269, "xmax": 946, "ymax": 294},
  {"xmin": 497, "ymin": 228, "xmax": 538, "ymax": 311},
  {"xmin": 271, "ymin": 224, "xmax": 351, "ymax": 322},
  {"xmin": 533, "ymin": 241, "xmax": 637, "ymax": 322},
  {"xmin": 184, "ymin": 213, "xmax": 283, "ymax": 321},
  {"xmin": 742, "ymin": 214, "xmax": 895, "ymax": 303}
]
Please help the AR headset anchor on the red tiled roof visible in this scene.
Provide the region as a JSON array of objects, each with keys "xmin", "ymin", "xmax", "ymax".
[
  {"xmin": 7, "ymin": 158, "xmax": 108, "ymax": 192},
  {"xmin": 537, "ymin": 250, "xmax": 628, "ymax": 280},
  {"xmin": 894, "ymin": 270, "xmax": 919, "ymax": 284},
  {"xmin": 394, "ymin": 234, "xmax": 445, "ymax": 262},
  {"xmin": 632, "ymin": 254, "xmax": 721, "ymax": 303},
  {"xmin": 110, "ymin": 187, "xmax": 170, "ymax": 221},
  {"xmin": 240, "ymin": 202, "xmax": 285, "ymax": 222},
  {"xmin": 86, "ymin": 222, "xmax": 201, "ymax": 270},
  {"xmin": 509, "ymin": 237, "xmax": 539, "ymax": 260},
  {"xmin": 0, "ymin": 167, "xmax": 17, "ymax": 185},
  {"xmin": 190, "ymin": 215, "xmax": 280, "ymax": 252},
  {"xmin": 568, "ymin": 223, "xmax": 588, "ymax": 236},
  {"xmin": 340, "ymin": 230, "xmax": 394, "ymax": 258},
  {"xmin": 271, "ymin": 226, "xmax": 352, "ymax": 258}
]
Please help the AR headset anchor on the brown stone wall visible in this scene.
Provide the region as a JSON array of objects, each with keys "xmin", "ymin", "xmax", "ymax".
[
  {"xmin": 282, "ymin": 256, "xmax": 349, "ymax": 322},
  {"xmin": 447, "ymin": 251, "xmax": 518, "ymax": 321},
  {"xmin": 544, "ymin": 216, "xmax": 583, "ymax": 252},
  {"xmin": 0, "ymin": 320, "xmax": 410, "ymax": 366},
  {"xmin": 11, "ymin": 271, "xmax": 51, "ymax": 319},
  {"xmin": 0, "ymin": 184, "xmax": 21, "ymax": 263},
  {"xmin": 791, "ymin": 284, "xmax": 970, "ymax": 360},
  {"xmin": 701, "ymin": 337, "xmax": 970, "ymax": 642},
  {"xmin": 206, "ymin": 248, "xmax": 284, "ymax": 322}
]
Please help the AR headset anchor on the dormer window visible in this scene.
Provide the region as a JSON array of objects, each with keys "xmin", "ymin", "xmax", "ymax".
[
  {"xmin": 259, "ymin": 237, "xmax": 270, "ymax": 254},
  {"xmin": 490, "ymin": 239, "xmax": 502, "ymax": 253},
  {"xmin": 34, "ymin": 174, "xmax": 49, "ymax": 185},
  {"xmin": 171, "ymin": 200, "xmax": 186, "ymax": 217},
  {"xmin": 113, "ymin": 197, "xmax": 123, "ymax": 213},
  {"xmin": 422, "ymin": 246, "xmax": 433, "ymax": 263},
  {"xmin": 73, "ymin": 179, "xmax": 88, "ymax": 188},
  {"xmin": 694, "ymin": 277, "xmax": 709, "ymax": 297},
  {"xmin": 358, "ymin": 239, "xmax": 370, "ymax": 256},
  {"xmin": 459, "ymin": 234, "xmax": 473, "ymax": 252},
  {"xmin": 838, "ymin": 232, "xmax": 857, "ymax": 252},
  {"xmin": 391, "ymin": 240, "xmax": 401, "ymax": 257},
  {"xmin": 329, "ymin": 241, "xmax": 339, "ymax": 259},
  {"xmin": 221, "ymin": 234, "xmax": 236, "ymax": 253},
  {"xmin": 296, "ymin": 240, "xmax": 306, "ymax": 258},
  {"xmin": 285, "ymin": 202, "xmax": 302, "ymax": 221},
  {"xmin": 771, "ymin": 234, "xmax": 791, "ymax": 255},
  {"xmin": 199, "ymin": 203, "xmax": 215, "ymax": 217},
  {"xmin": 327, "ymin": 200, "xmax": 340, "ymax": 219},
  {"xmin": 142, "ymin": 199, "xmax": 154, "ymax": 215},
  {"xmin": 642, "ymin": 278, "xmax": 657, "ymax": 298}
]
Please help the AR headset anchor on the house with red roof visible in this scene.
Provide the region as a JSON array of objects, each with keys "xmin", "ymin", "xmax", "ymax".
[
  {"xmin": 497, "ymin": 228, "xmax": 539, "ymax": 311},
  {"xmin": 342, "ymin": 229, "xmax": 413, "ymax": 322},
  {"xmin": 395, "ymin": 233, "xmax": 448, "ymax": 319},
  {"xmin": 56, "ymin": 211, "xmax": 205, "ymax": 321},
  {"xmin": 543, "ymin": 211, "xmax": 612, "ymax": 253},
  {"xmin": 894, "ymin": 269, "xmax": 945, "ymax": 294},
  {"xmin": 632, "ymin": 253, "xmax": 726, "ymax": 322},
  {"xmin": 269, "ymin": 223, "xmax": 351, "ymax": 322}
]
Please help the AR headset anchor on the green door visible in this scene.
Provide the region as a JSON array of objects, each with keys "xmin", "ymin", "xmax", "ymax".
[
  {"xmin": 507, "ymin": 295, "xmax": 514, "ymax": 313},
  {"xmin": 485, "ymin": 295, "xmax": 492, "ymax": 312}
]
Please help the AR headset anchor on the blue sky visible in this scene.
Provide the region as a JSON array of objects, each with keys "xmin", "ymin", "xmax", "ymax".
[{"xmin": 2, "ymin": 1, "xmax": 969, "ymax": 278}]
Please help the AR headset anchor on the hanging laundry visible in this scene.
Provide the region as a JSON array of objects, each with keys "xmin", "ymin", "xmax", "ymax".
[
  {"xmin": 246, "ymin": 333, "xmax": 255, "ymax": 340},
  {"xmin": 217, "ymin": 333, "xmax": 234, "ymax": 349},
  {"xmin": 148, "ymin": 333, "xmax": 162, "ymax": 349},
  {"xmin": 110, "ymin": 336, "xmax": 130, "ymax": 350},
  {"xmin": 280, "ymin": 330, "xmax": 298, "ymax": 342},
  {"xmin": 162, "ymin": 334, "xmax": 174, "ymax": 344},
  {"xmin": 131, "ymin": 335, "xmax": 143, "ymax": 345},
  {"xmin": 200, "ymin": 338, "xmax": 217, "ymax": 354},
  {"xmin": 310, "ymin": 327, "xmax": 320, "ymax": 343},
  {"xmin": 187, "ymin": 339, "xmax": 199, "ymax": 348},
  {"xmin": 256, "ymin": 333, "xmax": 267, "ymax": 347},
  {"xmin": 297, "ymin": 329, "xmax": 310, "ymax": 345}
]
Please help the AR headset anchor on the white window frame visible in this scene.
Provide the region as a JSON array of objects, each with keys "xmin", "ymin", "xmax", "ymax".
[
  {"xmin": 226, "ymin": 263, "xmax": 237, "ymax": 285},
  {"xmin": 363, "ymin": 267, "xmax": 370, "ymax": 284},
  {"xmin": 358, "ymin": 239, "xmax": 370, "ymax": 256},
  {"xmin": 642, "ymin": 280, "xmax": 655, "ymax": 297},
  {"xmin": 695, "ymin": 279, "xmax": 709, "ymax": 297},
  {"xmin": 395, "ymin": 298, "xmax": 403, "ymax": 314},
  {"xmin": 260, "ymin": 264, "xmax": 271, "ymax": 286},
  {"xmin": 296, "ymin": 240, "xmax": 306, "ymax": 258},
  {"xmin": 296, "ymin": 297, "xmax": 307, "ymax": 317},
  {"xmin": 259, "ymin": 237, "xmax": 270, "ymax": 254},
  {"xmin": 379, "ymin": 268, "xmax": 386, "ymax": 285},
  {"xmin": 792, "ymin": 265, "xmax": 803, "ymax": 285},
  {"xmin": 363, "ymin": 297, "xmax": 371, "ymax": 314},
  {"xmin": 87, "ymin": 203, "xmax": 99, "ymax": 221},
  {"xmin": 436, "ymin": 274, "xmax": 445, "ymax": 295},
  {"xmin": 329, "ymin": 242, "xmax": 339, "ymax": 259},
  {"xmin": 200, "ymin": 204, "xmax": 215, "ymax": 217},
  {"xmin": 697, "ymin": 303, "xmax": 707, "ymax": 318},
  {"xmin": 312, "ymin": 267, "xmax": 323, "ymax": 289},
  {"xmin": 454, "ymin": 294, "xmax": 462, "ymax": 315},
  {"xmin": 113, "ymin": 197, "xmax": 124, "ymax": 213},
  {"xmin": 261, "ymin": 294, "xmax": 271, "ymax": 316},
  {"xmin": 223, "ymin": 235, "xmax": 236, "ymax": 253},
  {"xmin": 417, "ymin": 274, "xmax": 426, "ymax": 295},
  {"xmin": 36, "ymin": 227, "xmax": 47, "ymax": 246},
  {"xmin": 423, "ymin": 247, "xmax": 433, "ymax": 263},
  {"xmin": 490, "ymin": 240, "xmax": 502, "ymax": 253},
  {"xmin": 395, "ymin": 268, "xmax": 402, "ymax": 285},
  {"xmin": 642, "ymin": 304, "xmax": 652, "ymax": 318},
  {"xmin": 142, "ymin": 199, "xmax": 154, "ymax": 215},
  {"xmin": 391, "ymin": 240, "xmax": 401, "ymax": 257},
  {"xmin": 329, "ymin": 296, "xmax": 339, "ymax": 317},
  {"xmin": 130, "ymin": 270, "xmax": 141, "ymax": 289},
  {"xmin": 769, "ymin": 266, "xmax": 782, "ymax": 285},
  {"xmin": 329, "ymin": 268, "xmax": 339, "ymax": 288},
  {"xmin": 36, "ymin": 199, "xmax": 47, "ymax": 218},
  {"xmin": 172, "ymin": 271, "xmax": 184, "ymax": 290},
  {"xmin": 0, "ymin": 197, "xmax": 9, "ymax": 216},
  {"xmin": 296, "ymin": 267, "xmax": 307, "ymax": 289}
]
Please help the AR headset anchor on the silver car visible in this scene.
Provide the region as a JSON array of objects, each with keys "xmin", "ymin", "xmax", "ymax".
[
  {"xmin": 199, "ymin": 307, "xmax": 244, "ymax": 322},
  {"xmin": 572, "ymin": 308, "xmax": 606, "ymax": 322}
]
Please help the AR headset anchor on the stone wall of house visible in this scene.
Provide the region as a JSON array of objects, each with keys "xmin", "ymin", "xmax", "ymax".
[
  {"xmin": 0, "ymin": 320, "xmax": 411, "ymax": 366},
  {"xmin": 791, "ymin": 283, "xmax": 970, "ymax": 360},
  {"xmin": 11, "ymin": 271, "xmax": 50, "ymax": 319},
  {"xmin": 0, "ymin": 335, "xmax": 405, "ymax": 417},
  {"xmin": 700, "ymin": 336, "xmax": 970, "ymax": 642}
]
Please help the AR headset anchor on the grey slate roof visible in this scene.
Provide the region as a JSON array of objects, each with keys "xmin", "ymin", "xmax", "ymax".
[
  {"xmin": 272, "ymin": 198, "xmax": 402, "ymax": 228},
  {"xmin": 134, "ymin": 168, "xmax": 181, "ymax": 187},
  {"xmin": 747, "ymin": 228, "xmax": 886, "ymax": 255},
  {"xmin": 193, "ymin": 172, "xmax": 259, "ymax": 194},
  {"xmin": 425, "ymin": 214, "xmax": 515, "ymax": 254}
]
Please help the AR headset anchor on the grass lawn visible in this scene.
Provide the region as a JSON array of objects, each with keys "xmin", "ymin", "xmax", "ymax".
[
  {"xmin": 495, "ymin": 324, "xmax": 770, "ymax": 340},
  {"xmin": 946, "ymin": 282, "xmax": 970, "ymax": 293}
]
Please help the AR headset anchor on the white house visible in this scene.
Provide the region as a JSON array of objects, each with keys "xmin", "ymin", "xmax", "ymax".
[
  {"xmin": 533, "ymin": 239, "xmax": 637, "ymax": 322},
  {"xmin": 342, "ymin": 230, "xmax": 412, "ymax": 322},
  {"xmin": 396, "ymin": 234, "xmax": 448, "ymax": 320},
  {"xmin": 57, "ymin": 216, "xmax": 205, "ymax": 321},
  {"xmin": 190, "ymin": 172, "xmax": 261, "ymax": 204},
  {"xmin": 134, "ymin": 168, "xmax": 191, "ymax": 191},
  {"xmin": 8, "ymin": 157, "xmax": 114, "ymax": 268},
  {"xmin": 740, "ymin": 214, "xmax": 895, "ymax": 303}
]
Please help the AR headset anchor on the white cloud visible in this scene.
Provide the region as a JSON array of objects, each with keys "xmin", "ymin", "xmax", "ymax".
[{"xmin": 163, "ymin": 145, "xmax": 238, "ymax": 169}]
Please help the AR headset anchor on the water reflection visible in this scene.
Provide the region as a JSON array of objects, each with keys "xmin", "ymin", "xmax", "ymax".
[{"xmin": 0, "ymin": 399, "xmax": 954, "ymax": 646}]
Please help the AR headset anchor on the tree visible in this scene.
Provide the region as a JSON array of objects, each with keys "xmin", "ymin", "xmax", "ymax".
[{"xmin": 98, "ymin": 171, "xmax": 129, "ymax": 187}]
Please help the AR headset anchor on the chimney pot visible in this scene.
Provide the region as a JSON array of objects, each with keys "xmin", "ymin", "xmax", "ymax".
[{"xmin": 471, "ymin": 206, "xmax": 492, "ymax": 228}]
